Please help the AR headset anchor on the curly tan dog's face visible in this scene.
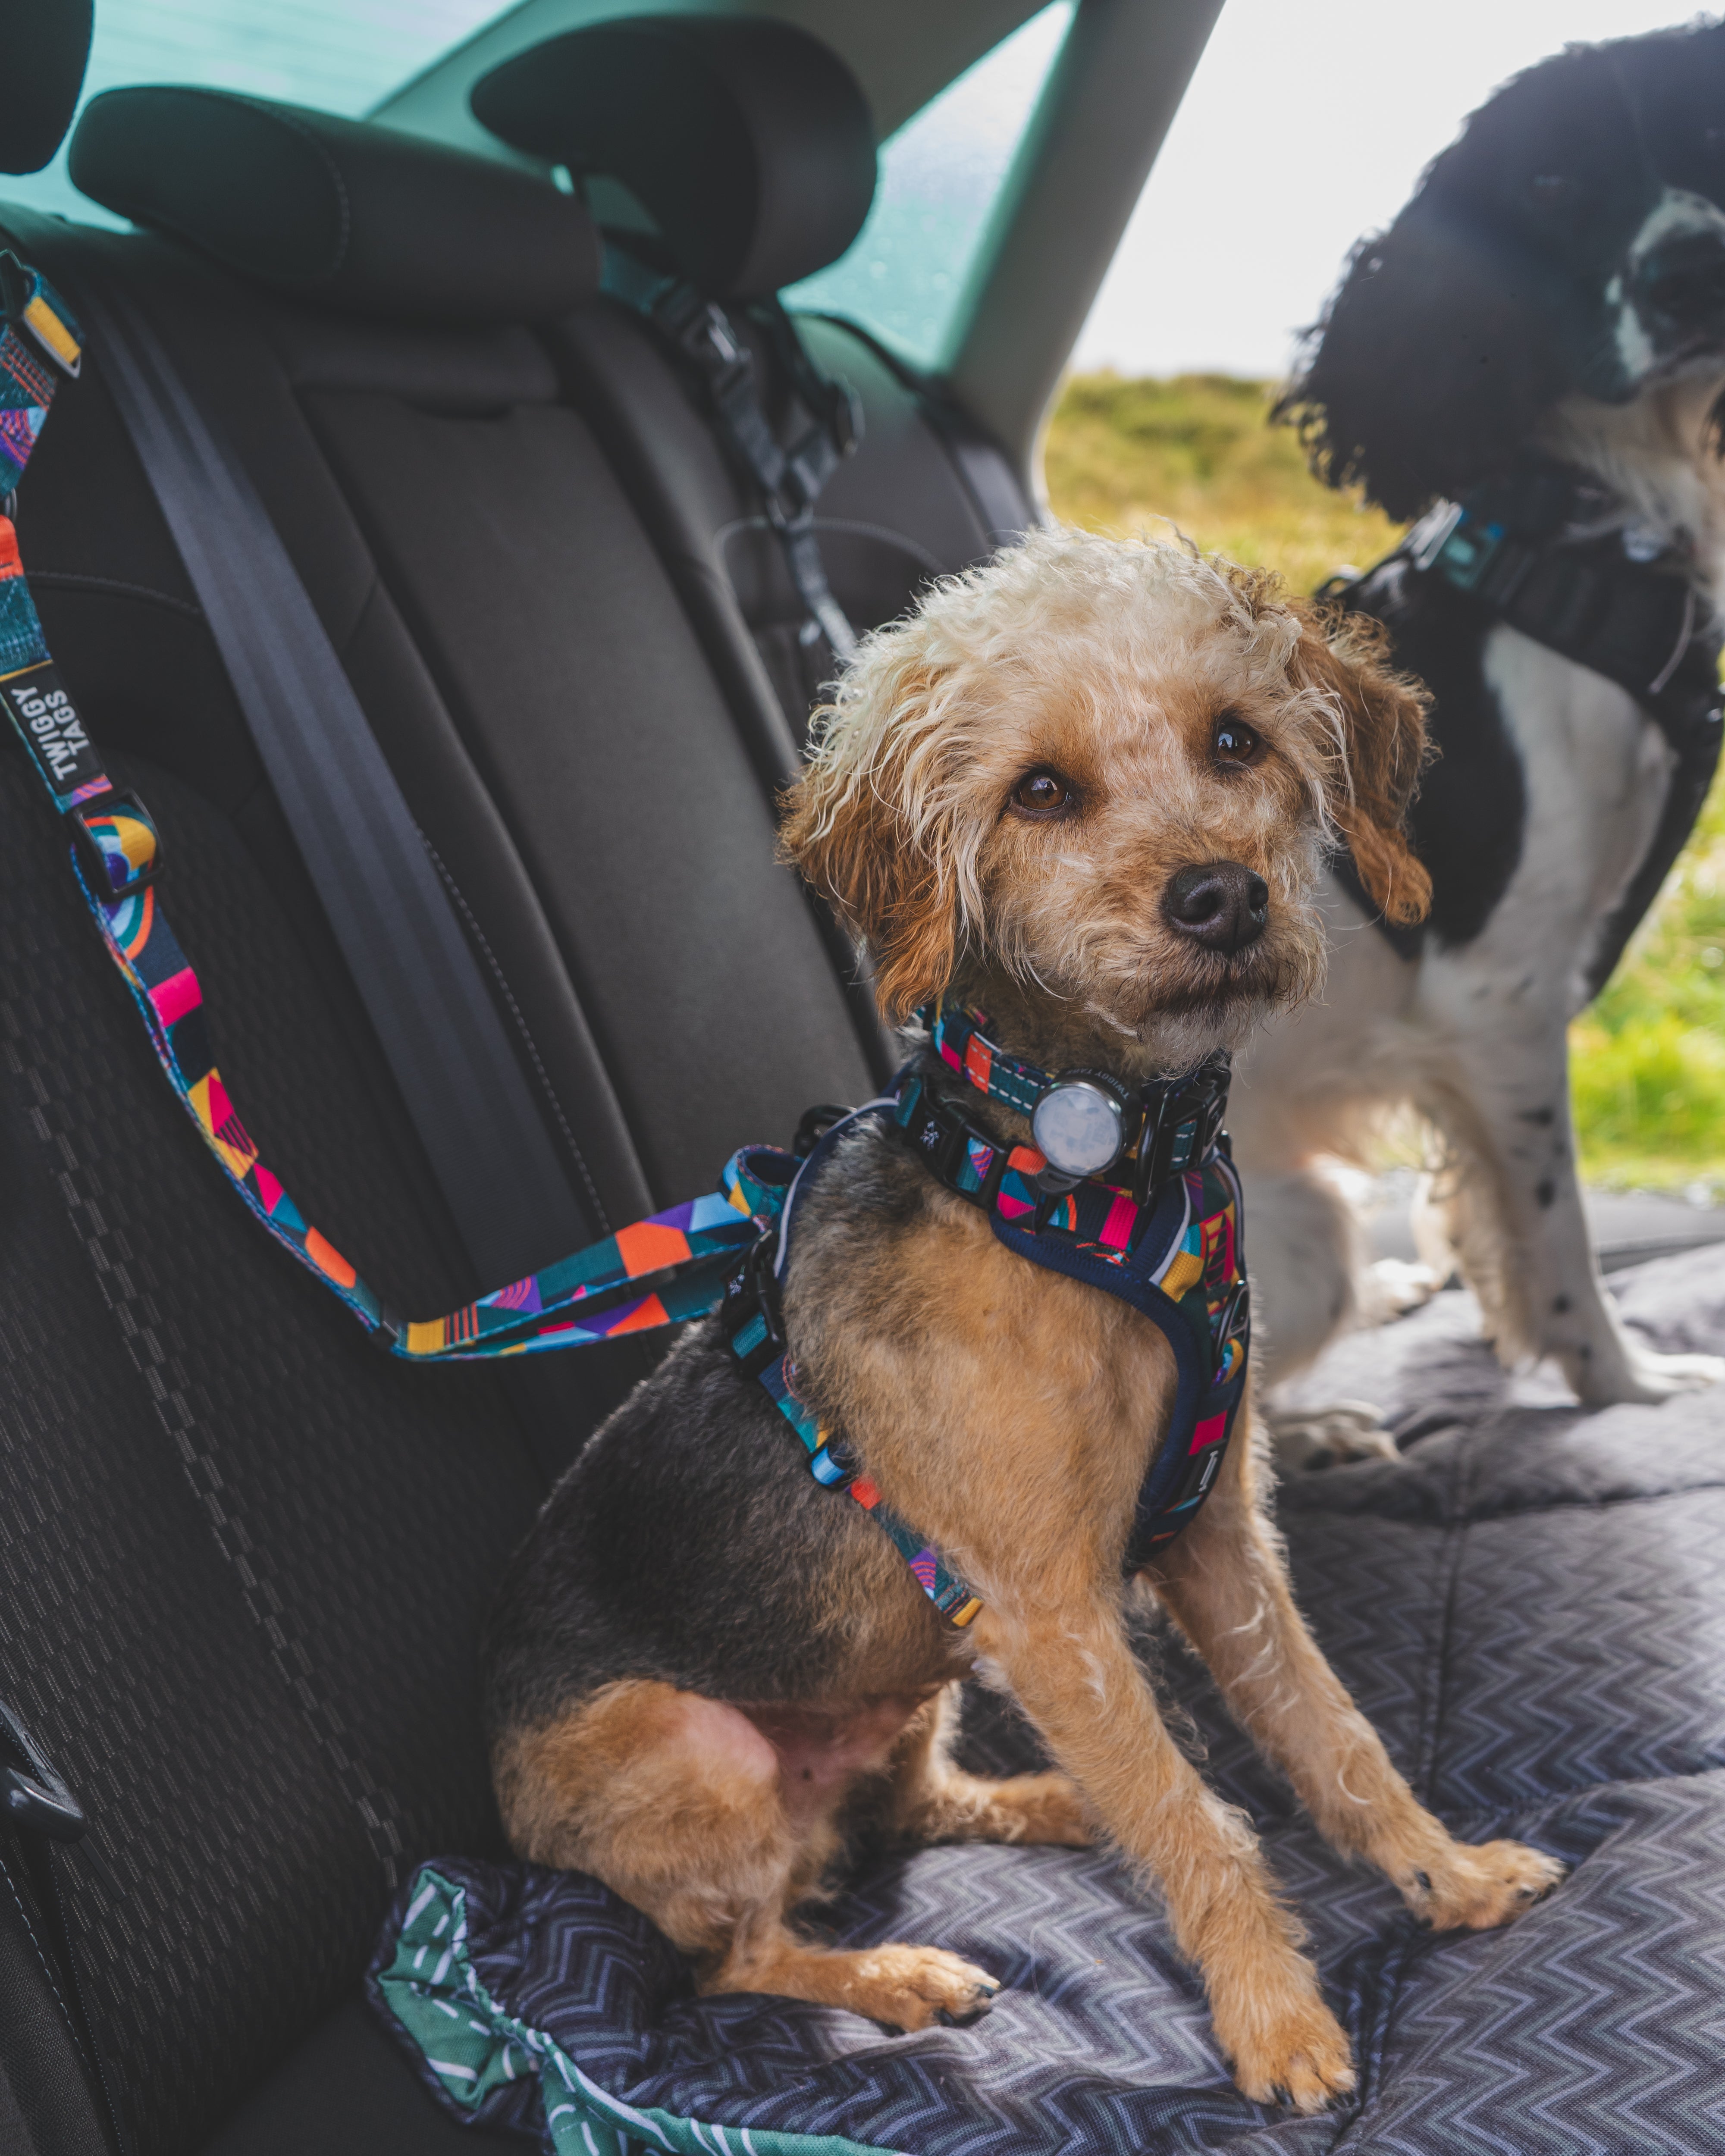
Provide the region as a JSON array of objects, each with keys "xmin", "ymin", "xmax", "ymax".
[
  {"xmin": 966, "ymin": 599, "xmax": 1336, "ymax": 1057},
  {"xmin": 784, "ymin": 529, "xmax": 1430, "ymax": 1072}
]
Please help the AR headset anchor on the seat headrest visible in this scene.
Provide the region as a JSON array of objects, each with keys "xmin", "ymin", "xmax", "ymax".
[
  {"xmin": 471, "ymin": 16, "xmax": 875, "ymax": 299},
  {"xmin": 68, "ymin": 89, "xmax": 602, "ymax": 325},
  {"xmin": 6, "ymin": 0, "xmax": 92, "ymax": 175}
]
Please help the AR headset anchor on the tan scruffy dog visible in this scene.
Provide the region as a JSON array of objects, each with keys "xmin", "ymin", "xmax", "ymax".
[{"xmin": 482, "ymin": 527, "xmax": 1563, "ymax": 2114}]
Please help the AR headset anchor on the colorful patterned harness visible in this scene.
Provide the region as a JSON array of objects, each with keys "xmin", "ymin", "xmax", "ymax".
[
  {"xmin": 0, "ymin": 255, "xmax": 1249, "ymax": 1633},
  {"xmin": 716, "ymin": 1010, "xmax": 1251, "ymax": 1623}
]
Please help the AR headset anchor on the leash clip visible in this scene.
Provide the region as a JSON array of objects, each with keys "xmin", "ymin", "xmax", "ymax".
[
  {"xmin": 1405, "ymin": 498, "xmax": 1465, "ymax": 573},
  {"xmin": 721, "ymin": 1229, "xmax": 787, "ymax": 1376},
  {"xmin": 1134, "ymin": 1055, "xmax": 1231, "ymax": 1206},
  {"xmin": 0, "ymin": 250, "xmax": 81, "ymax": 378}
]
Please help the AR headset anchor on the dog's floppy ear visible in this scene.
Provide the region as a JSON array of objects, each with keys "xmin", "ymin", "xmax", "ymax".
[
  {"xmin": 1276, "ymin": 200, "xmax": 1568, "ymax": 522},
  {"xmin": 780, "ymin": 654, "xmax": 969, "ymax": 1023},
  {"xmin": 1289, "ymin": 604, "xmax": 1433, "ymax": 927}
]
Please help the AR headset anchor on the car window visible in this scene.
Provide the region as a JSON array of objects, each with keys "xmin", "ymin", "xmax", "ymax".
[
  {"xmin": 0, "ymin": 0, "xmax": 505, "ymax": 226},
  {"xmin": 787, "ymin": 1, "xmax": 1073, "ymax": 370}
]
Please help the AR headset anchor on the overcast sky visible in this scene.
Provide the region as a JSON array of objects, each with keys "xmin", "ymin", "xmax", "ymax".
[{"xmin": 1073, "ymin": 0, "xmax": 1716, "ymax": 380}]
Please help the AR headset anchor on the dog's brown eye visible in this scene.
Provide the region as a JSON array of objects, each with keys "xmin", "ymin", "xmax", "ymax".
[
  {"xmin": 1010, "ymin": 769, "xmax": 1072, "ymax": 817},
  {"xmin": 1212, "ymin": 714, "xmax": 1261, "ymax": 765}
]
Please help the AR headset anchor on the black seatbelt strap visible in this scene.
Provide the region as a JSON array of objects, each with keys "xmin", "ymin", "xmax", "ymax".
[
  {"xmin": 605, "ymin": 251, "xmax": 862, "ymax": 660},
  {"xmin": 72, "ymin": 283, "xmax": 595, "ymax": 1285},
  {"xmin": 0, "ymin": 1701, "xmax": 132, "ymax": 2155}
]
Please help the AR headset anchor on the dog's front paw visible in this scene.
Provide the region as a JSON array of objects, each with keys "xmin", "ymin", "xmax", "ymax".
[
  {"xmin": 1266, "ymin": 1398, "xmax": 1401, "ymax": 1472},
  {"xmin": 1220, "ymin": 1982, "xmax": 1356, "ymax": 2114},
  {"xmin": 1361, "ymin": 1257, "xmax": 1443, "ymax": 1321},
  {"xmin": 1611, "ymin": 1346, "xmax": 1725, "ymax": 1404},
  {"xmin": 852, "ymin": 1945, "xmax": 1001, "ymax": 2032},
  {"xmin": 1400, "ymin": 1839, "xmax": 1565, "ymax": 1930}
]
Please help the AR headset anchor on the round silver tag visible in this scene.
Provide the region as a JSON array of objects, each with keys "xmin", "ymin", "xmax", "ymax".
[{"xmin": 1032, "ymin": 1078, "xmax": 1126, "ymax": 1178}]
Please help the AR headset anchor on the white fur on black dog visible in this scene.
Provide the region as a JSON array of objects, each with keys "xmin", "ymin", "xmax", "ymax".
[{"xmin": 1233, "ymin": 23, "xmax": 1725, "ymax": 1455}]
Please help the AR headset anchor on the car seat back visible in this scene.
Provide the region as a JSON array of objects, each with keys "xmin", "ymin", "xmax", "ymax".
[
  {"xmin": 474, "ymin": 14, "xmax": 1034, "ymax": 736},
  {"xmin": 0, "ymin": 88, "xmax": 881, "ymax": 2153}
]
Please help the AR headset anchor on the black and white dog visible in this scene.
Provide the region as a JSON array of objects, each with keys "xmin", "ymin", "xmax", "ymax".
[{"xmin": 1231, "ymin": 19, "xmax": 1725, "ymax": 1457}]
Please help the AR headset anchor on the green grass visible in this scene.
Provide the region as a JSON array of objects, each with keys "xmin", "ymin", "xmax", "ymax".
[{"xmin": 1042, "ymin": 370, "xmax": 1725, "ymax": 1190}]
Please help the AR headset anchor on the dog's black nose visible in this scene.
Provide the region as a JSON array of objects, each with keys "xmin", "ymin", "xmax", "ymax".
[
  {"xmin": 1163, "ymin": 861, "xmax": 1269, "ymax": 955},
  {"xmin": 1636, "ymin": 229, "xmax": 1725, "ymax": 328}
]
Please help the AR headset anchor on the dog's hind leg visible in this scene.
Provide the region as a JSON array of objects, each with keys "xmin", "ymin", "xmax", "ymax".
[
  {"xmin": 877, "ymin": 1683, "xmax": 1092, "ymax": 1848},
  {"xmin": 1413, "ymin": 989, "xmax": 1724, "ymax": 1404},
  {"xmin": 1148, "ymin": 1423, "xmax": 1565, "ymax": 1929},
  {"xmin": 495, "ymin": 1680, "xmax": 1000, "ymax": 2031},
  {"xmin": 1405, "ymin": 637, "xmax": 1723, "ymax": 1403}
]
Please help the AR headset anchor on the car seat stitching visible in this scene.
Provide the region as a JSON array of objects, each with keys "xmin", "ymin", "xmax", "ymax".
[
  {"xmin": 25, "ymin": 570, "xmax": 204, "ymax": 621},
  {"xmin": 0, "ymin": 1849, "xmax": 82, "ymax": 2059},
  {"xmin": 1, "ymin": 1012, "xmax": 408, "ymax": 1889},
  {"xmin": 418, "ymin": 830, "xmax": 611, "ymax": 1233},
  {"xmin": 240, "ymin": 96, "xmax": 352, "ymax": 276},
  {"xmin": 131, "ymin": 91, "xmax": 353, "ymax": 284}
]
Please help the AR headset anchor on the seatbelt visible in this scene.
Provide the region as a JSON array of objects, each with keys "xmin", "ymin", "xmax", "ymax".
[
  {"xmin": 1, "ymin": 260, "xmax": 1248, "ymax": 1625},
  {"xmin": 66, "ymin": 278, "xmax": 594, "ymax": 1286},
  {"xmin": 604, "ymin": 250, "xmax": 862, "ymax": 661}
]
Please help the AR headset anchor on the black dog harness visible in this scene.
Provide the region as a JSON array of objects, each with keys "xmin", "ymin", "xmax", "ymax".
[{"xmin": 1328, "ymin": 460, "xmax": 1724, "ymax": 976}]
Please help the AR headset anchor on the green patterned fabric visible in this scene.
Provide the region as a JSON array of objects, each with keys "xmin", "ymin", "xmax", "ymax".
[{"xmin": 376, "ymin": 1867, "xmax": 895, "ymax": 2156}]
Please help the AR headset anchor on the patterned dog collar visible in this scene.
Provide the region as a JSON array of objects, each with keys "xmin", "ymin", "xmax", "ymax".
[{"xmin": 922, "ymin": 1002, "xmax": 1231, "ymax": 1204}]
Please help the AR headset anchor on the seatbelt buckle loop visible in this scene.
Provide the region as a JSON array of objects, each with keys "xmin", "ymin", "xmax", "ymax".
[
  {"xmin": 0, "ymin": 1699, "xmax": 86, "ymax": 1845},
  {"xmin": 0, "ymin": 250, "xmax": 82, "ymax": 378}
]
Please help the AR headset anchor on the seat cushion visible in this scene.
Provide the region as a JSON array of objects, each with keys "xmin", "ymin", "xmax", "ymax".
[{"xmin": 364, "ymin": 1249, "xmax": 1725, "ymax": 2153}]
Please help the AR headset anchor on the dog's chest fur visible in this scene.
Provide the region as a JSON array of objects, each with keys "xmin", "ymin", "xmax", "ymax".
[
  {"xmin": 1396, "ymin": 576, "xmax": 1675, "ymax": 1003},
  {"xmin": 787, "ymin": 1122, "xmax": 1179, "ymax": 1609}
]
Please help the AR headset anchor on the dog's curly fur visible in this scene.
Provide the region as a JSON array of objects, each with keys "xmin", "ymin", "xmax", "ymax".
[
  {"xmin": 1236, "ymin": 23, "xmax": 1725, "ymax": 1458},
  {"xmin": 483, "ymin": 528, "xmax": 1559, "ymax": 2112}
]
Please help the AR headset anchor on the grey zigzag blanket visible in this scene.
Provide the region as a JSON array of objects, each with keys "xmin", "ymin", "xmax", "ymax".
[{"xmin": 369, "ymin": 1247, "xmax": 1725, "ymax": 2155}]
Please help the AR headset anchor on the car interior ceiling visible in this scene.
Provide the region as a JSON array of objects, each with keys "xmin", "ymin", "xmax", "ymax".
[{"xmin": 0, "ymin": 5, "xmax": 1226, "ymax": 2151}]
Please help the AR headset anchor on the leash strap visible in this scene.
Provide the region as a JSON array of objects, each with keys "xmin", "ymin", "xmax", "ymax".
[
  {"xmin": 0, "ymin": 255, "xmax": 1241, "ymax": 1630},
  {"xmin": 0, "ymin": 258, "xmax": 772, "ymax": 1366},
  {"xmin": 0, "ymin": 246, "xmax": 974, "ymax": 1632},
  {"xmin": 722, "ymin": 1107, "xmax": 985, "ymax": 1627},
  {"xmin": 603, "ymin": 248, "xmax": 862, "ymax": 661}
]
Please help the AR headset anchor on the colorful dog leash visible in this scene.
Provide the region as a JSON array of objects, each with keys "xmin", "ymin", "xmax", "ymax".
[{"xmin": 0, "ymin": 254, "xmax": 1249, "ymax": 1630}]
